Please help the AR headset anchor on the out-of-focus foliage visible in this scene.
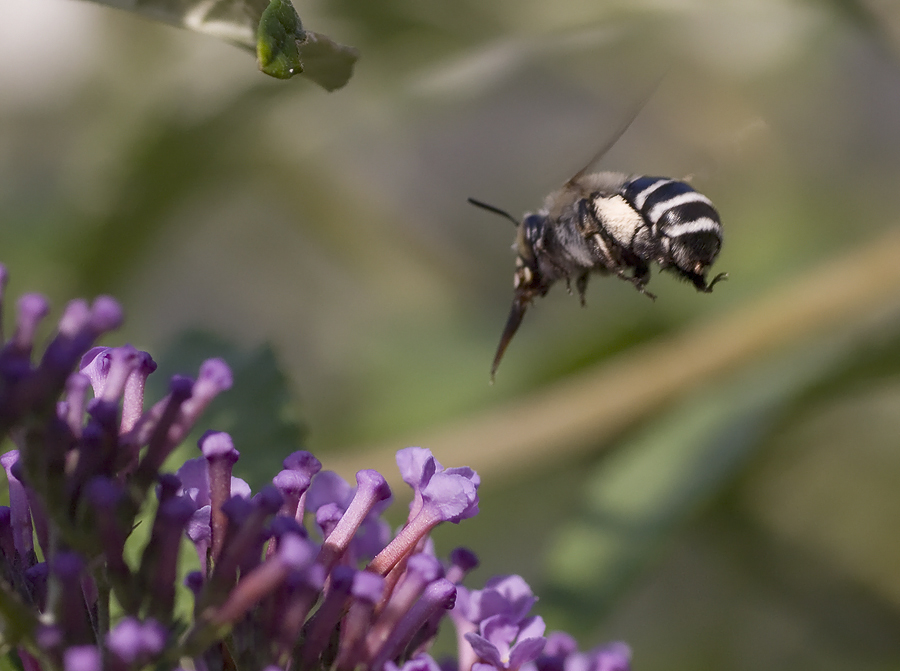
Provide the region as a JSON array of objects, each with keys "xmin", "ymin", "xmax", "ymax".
[{"xmin": 3, "ymin": 0, "xmax": 900, "ymax": 668}]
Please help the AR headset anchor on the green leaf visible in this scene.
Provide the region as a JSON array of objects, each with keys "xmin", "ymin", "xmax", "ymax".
[{"xmin": 256, "ymin": 0, "xmax": 305, "ymax": 79}]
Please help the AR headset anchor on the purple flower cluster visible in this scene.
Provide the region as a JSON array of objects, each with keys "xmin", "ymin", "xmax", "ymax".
[{"xmin": 0, "ymin": 266, "xmax": 630, "ymax": 671}]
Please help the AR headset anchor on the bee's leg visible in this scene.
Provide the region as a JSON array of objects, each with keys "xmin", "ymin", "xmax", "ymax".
[
  {"xmin": 685, "ymin": 269, "xmax": 728, "ymax": 293},
  {"xmin": 564, "ymin": 277, "xmax": 573, "ymax": 295},
  {"xmin": 705, "ymin": 272, "xmax": 728, "ymax": 292},
  {"xmin": 608, "ymin": 267, "xmax": 656, "ymax": 300},
  {"xmin": 632, "ymin": 280, "xmax": 657, "ymax": 301},
  {"xmin": 621, "ymin": 265, "xmax": 655, "ymax": 301},
  {"xmin": 576, "ymin": 274, "xmax": 589, "ymax": 306}
]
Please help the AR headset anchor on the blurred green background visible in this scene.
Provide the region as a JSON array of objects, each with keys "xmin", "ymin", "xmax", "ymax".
[{"xmin": 4, "ymin": 0, "xmax": 900, "ymax": 668}]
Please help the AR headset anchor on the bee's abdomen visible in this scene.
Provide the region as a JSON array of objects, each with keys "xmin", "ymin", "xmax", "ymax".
[{"xmin": 621, "ymin": 176, "xmax": 722, "ymax": 243}]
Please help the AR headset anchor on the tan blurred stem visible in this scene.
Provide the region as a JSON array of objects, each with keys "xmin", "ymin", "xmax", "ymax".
[{"xmin": 329, "ymin": 226, "xmax": 900, "ymax": 487}]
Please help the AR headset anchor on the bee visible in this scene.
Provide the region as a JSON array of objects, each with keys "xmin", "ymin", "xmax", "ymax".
[{"xmin": 470, "ymin": 111, "xmax": 727, "ymax": 381}]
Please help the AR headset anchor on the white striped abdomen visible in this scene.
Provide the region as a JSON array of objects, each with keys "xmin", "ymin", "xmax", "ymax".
[{"xmin": 620, "ymin": 176, "xmax": 722, "ymax": 274}]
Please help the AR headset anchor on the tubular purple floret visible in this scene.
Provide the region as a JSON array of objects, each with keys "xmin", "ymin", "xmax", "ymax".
[
  {"xmin": 335, "ymin": 572, "xmax": 387, "ymax": 671},
  {"xmin": 317, "ymin": 469, "xmax": 391, "ymax": 572},
  {"xmin": 283, "ymin": 450, "xmax": 322, "ymax": 475},
  {"xmin": 12, "ymin": 294, "xmax": 51, "ymax": 354},
  {"xmin": 142, "ymin": 496, "xmax": 196, "ymax": 621},
  {"xmin": 66, "ymin": 401, "xmax": 120, "ymax": 489},
  {"xmin": 200, "ymin": 431, "xmax": 240, "ymax": 562},
  {"xmin": 19, "ymin": 475, "xmax": 49, "ymax": 560},
  {"xmin": 467, "ymin": 575, "xmax": 537, "ymax": 626},
  {"xmin": 207, "ymin": 494, "xmax": 253, "ymax": 585},
  {"xmin": 282, "ymin": 451, "xmax": 321, "ymax": 523},
  {"xmin": 274, "ymin": 470, "xmax": 311, "ymax": 531},
  {"xmin": 447, "ymin": 548, "xmax": 480, "ymax": 583},
  {"xmin": 270, "ymin": 514, "xmax": 306, "ymax": 539},
  {"xmin": 122, "ymin": 374, "xmax": 193, "ymax": 453},
  {"xmin": 157, "ymin": 473, "xmax": 182, "ymax": 504},
  {"xmin": 367, "ymin": 473, "xmax": 478, "ymax": 575},
  {"xmin": 120, "ymin": 350, "xmax": 156, "ymax": 434},
  {"xmin": 208, "ymin": 491, "xmax": 283, "ymax": 596},
  {"xmin": 315, "ymin": 502, "xmax": 343, "ymax": 539},
  {"xmin": 37, "ymin": 301, "xmax": 91, "ymax": 376},
  {"xmin": 221, "ymin": 494, "xmax": 254, "ymax": 523},
  {"xmin": 62, "ymin": 373, "xmax": 90, "ymax": 437},
  {"xmin": 402, "ymin": 550, "xmax": 472, "ymax": 657},
  {"xmin": 130, "ymin": 376, "xmax": 195, "ymax": 484},
  {"xmin": 64, "ymin": 423, "xmax": 104, "ymax": 500},
  {"xmin": 40, "ymin": 298, "xmax": 120, "ymax": 380},
  {"xmin": 297, "ymin": 564, "xmax": 357, "ymax": 669},
  {"xmin": 85, "ymin": 478, "xmax": 130, "ymax": 576},
  {"xmin": 423, "ymin": 473, "xmax": 479, "ymax": 525},
  {"xmin": 106, "ymin": 617, "xmax": 167, "ymax": 665},
  {"xmin": 35, "ymin": 622, "xmax": 62, "ymax": 651},
  {"xmin": 209, "ymin": 532, "xmax": 314, "ymax": 625},
  {"xmin": 181, "ymin": 359, "xmax": 233, "ymax": 420},
  {"xmin": 79, "ymin": 347, "xmax": 111, "ymax": 398},
  {"xmin": 273, "ymin": 562, "xmax": 326, "ymax": 660},
  {"xmin": 396, "ymin": 447, "xmax": 437, "ymax": 522},
  {"xmin": 51, "ymin": 552, "xmax": 92, "ymax": 645},
  {"xmin": 370, "ymin": 466, "xmax": 478, "ymax": 576},
  {"xmin": 1, "ymin": 450, "xmax": 33, "ymax": 559},
  {"xmin": 0, "ymin": 506, "xmax": 15, "ymax": 559},
  {"xmin": 406, "ymin": 553, "xmax": 444, "ymax": 583},
  {"xmin": 155, "ymin": 360, "xmax": 232, "ymax": 459},
  {"xmin": 367, "ymin": 554, "xmax": 443, "ymax": 658},
  {"xmin": 273, "ymin": 469, "xmax": 312, "ymax": 516},
  {"xmin": 184, "ymin": 570, "xmax": 204, "ymax": 597},
  {"xmin": 589, "ymin": 641, "xmax": 632, "ymax": 671},
  {"xmin": 185, "ymin": 507, "xmax": 211, "ymax": 572},
  {"xmin": 238, "ymin": 488, "xmax": 285, "ymax": 574},
  {"xmin": 369, "ymin": 578, "xmax": 457, "ymax": 671},
  {"xmin": 88, "ymin": 296, "xmax": 124, "ymax": 334},
  {"xmin": 25, "ymin": 563, "xmax": 49, "ymax": 612},
  {"xmin": 385, "ymin": 655, "xmax": 443, "ymax": 671},
  {"xmin": 85, "ymin": 397, "xmax": 118, "ymax": 434},
  {"xmin": 58, "ymin": 300, "xmax": 91, "ymax": 338},
  {"xmin": 256, "ymin": 485, "xmax": 286, "ymax": 515},
  {"xmin": 63, "ymin": 645, "xmax": 101, "ymax": 671},
  {"xmin": 266, "ymin": 514, "xmax": 306, "ymax": 559},
  {"xmin": 200, "ymin": 430, "xmax": 240, "ymax": 462},
  {"xmin": 93, "ymin": 346, "xmax": 141, "ymax": 403}
]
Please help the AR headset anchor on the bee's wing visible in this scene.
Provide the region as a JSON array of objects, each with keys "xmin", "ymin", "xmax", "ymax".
[{"xmin": 565, "ymin": 73, "xmax": 666, "ymax": 189}]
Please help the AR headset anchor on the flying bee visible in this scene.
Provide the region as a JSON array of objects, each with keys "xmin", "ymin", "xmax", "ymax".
[{"xmin": 470, "ymin": 111, "xmax": 727, "ymax": 381}]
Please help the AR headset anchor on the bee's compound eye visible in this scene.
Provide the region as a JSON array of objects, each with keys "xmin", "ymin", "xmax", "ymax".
[{"xmin": 522, "ymin": 214, "xmax": 547, "ymax": 245}]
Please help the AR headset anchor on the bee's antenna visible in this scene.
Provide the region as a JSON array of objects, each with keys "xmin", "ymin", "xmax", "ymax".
[
  {"xmin": 467, "ymin": 197, "xmax": 519, "ymax": 227},
  {"xmin": 566, "ymin": 71, "xmax": 669, "ymax": 188}
]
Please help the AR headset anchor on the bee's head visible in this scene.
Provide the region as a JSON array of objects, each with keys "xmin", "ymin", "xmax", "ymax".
[
  {"xmin": 512, "ymin": 212, "xmax": 548, "ymax": 297},
  {"xmin": 466, "ymin": 198, "xmax": 550, "ymax": 380},
  {"xmin": 484, "ymin": 212, "xmax": 550, "ymax": 381}
]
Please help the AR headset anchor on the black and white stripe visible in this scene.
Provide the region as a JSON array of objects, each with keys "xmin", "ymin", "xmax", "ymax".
[{"xmin": 621, "ymin": 176, "xmax": 722, "ymax": 242}]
